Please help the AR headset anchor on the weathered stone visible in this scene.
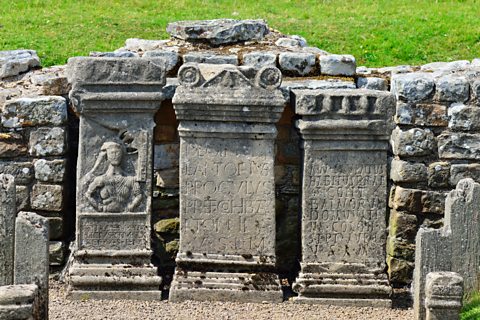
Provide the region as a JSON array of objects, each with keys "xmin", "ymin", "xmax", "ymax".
[
  {"xmin": 378, "ymin": 65, "xmax": 414, "ymax": 75},
  {"xmin": 0, "ymin": 133, "xmax": 27, "ymax": 158},
  {"xmin": 390, "ymin": 159, "xmax": 427, "ymax": 183},
  {"xmin": 391, "ymin": 73, "xmax": 434, "ymax": 102},
  {"xmin": 15, "ymin": 185, "xmax": 29, "ymax": 211},
  {"xmin": 30, "ymin": 73, "xmax": 70, "ymax": 96},
  {"xmin": 155, "ymin": 168, "xmax": 178, "ymax": 188},
  {"xmin": 292, "ymin": 88, "xmax": 394, "ymax": 307},
  {"xmin": 166, "ymin": 19, "xmax": 268, "ymax": 45},
  {"xmin": 472, "ymin": 80, "xmax": 480, "ymax": 101},
  {"xmin": 278, "ymin": 52, "xmax": 316, "ymax": 76},
  {"xmin": 28, "ymin": 127, "xmax": 66, "ymax": 156},
  {"xmin": 0, "ymin": 161, "xmax": 33, "ymax": 185},
  {"xmin": 0, "ymin": 284, "xmax": 39, "ymax": 320},
  {"xmin": 414, "ymin": 178, "xmax": 480, "ymax": 320},
  {"xmin": 438, "ymin": 132, "xmax": 480, "ymax": 160},
  {"xmin": 154, "ymin": 218, "xmax": 179, "ymax": 235},
  {"xmin": 0, "ymin": 50, "xmax": 40, "ymax": 79},
  {"xmin": 391, "ymin": 127, "xmax": 436, "ymax": 157},
  {"xmin": 319, "ymin": 54, "xmax": 356, "ymax": 76},
  {"xmin": 143, "ymin": 50, "xmax": 179, "ymax": 74},
  {"xmin": 387, "ymin": 256, "xmax": 414, "ymax": 285},
  {"xmin": 472, "ymin": 58, "xmax": 480, "ymax": 66},
  {"xmin": 124, "ymin": 38, "xmax": 170, "ymax": 52},
  {"xmin": 0, "ymin": 174, "xmax": 15, "ymax": 286},
  {"xmin": 49, "ymin": 241, "xmax": 65, "ymax": 266},
  {"xmin": 242, "ymin": 52, "xmax": 277, "ymax": 68},
  {"xmin": 47, "ymin": 216, "xmax": 63, "ymax": 240},
  {"xmin": 395, "ymin": 102, "xmax": 448, "ymax": 126},
  {"xmin": 2, "ymin": 96, "xmax": 67, "ymax": 128},
  {"xmin": 14, "ymin": 211, "xmax": 49, "ymax": 320},
  {"xmin": 183, "ymin": 52, "xmax": 238, "ymax": 65},
  {"xmin": 89, "ymin": 50, "xmax": 138, "ymax": 58},
  {"xmin": 450, "ymin": 163, "xmax": 480, "ymax": 186},
  {"xmin": 67, "ymin": 57, "xmax": 164, "ymax": 300},
  {"xmin": 275, "ymin": 36, "xmax": 307, "ymax": 48},
  {"xmin": 435, "ymin": 75, "xmax": 469, "ymax": 102},
  {"xmin": 282, "ymin": 79, "xmax": 356, "ymax": 90},
  {"xmin": 170, "ymin": 63, "xmax": 285, "ymax": 302},
  {"xmin": 421, "ymin": 60, "xmax": 470, "ymax": 72},
  {"xmin": 356, "ymin": 77, "xmax": 388, "ymax": 90},
  {"xmin": 33, "ymin": 159, "xmax": 66, "ymax": 183},
  {"xmin": 392, "ymin": 186, "xmax": 445, "ymax": 214},
  {"xmin": 386, "ymin": 236, "xmax": 416, "ymax": 261},
  {"xmin": 153, "ymin": 143, "xmax": 179, "ymax": 170},
  {"xmin": 448, "ymin": 103, "xmax": 480, "ymax": 131},
  {"xmin": 428, "ymin": 162, "xmax": 451, "ymax": 188},
  {"xmin": 30, "ymin": 184, "xmax": 63, "ymax": 212},
  {"xmin": 388, "ymin": 210, "xmax": 418, "ymax": 240},
  {"xmin": 425, "ymin": 272, "xmax": 463, "ymax": 320}
]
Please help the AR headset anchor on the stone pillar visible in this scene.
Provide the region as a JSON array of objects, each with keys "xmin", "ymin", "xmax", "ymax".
[
  {"xmin": 169, "ymin": 63, "xmax": 286, "ymax": 302},
  {"xmin": 425, "ymin": 272, "xmax": 463, "ymax": 320},
  {"xmin": 0, "ymin": 174, "xmax": 15, "ymax": 286},
  {"xmin": 14, "ymin": 211, "xmax": 49, "ymax": 320},
  {"xmin": 66, "ymin": 57, "xmax": 166, "ymax": 299},
  {"xmin": 292, "ymin": 89, "xmax": 395, "ymax": 307},
  {"xmin": 414, "ymin": 178, "xmax": 480, "ymax": 320}
]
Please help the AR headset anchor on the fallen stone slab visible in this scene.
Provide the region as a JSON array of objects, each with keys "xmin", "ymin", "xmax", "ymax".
[
  {"xmin": 0, "ymin": 50, "xmax": 40, "ymax": 79},
  {"xmin": 167, "ymin": 19, "xmax": 269, "ymax": 45}
]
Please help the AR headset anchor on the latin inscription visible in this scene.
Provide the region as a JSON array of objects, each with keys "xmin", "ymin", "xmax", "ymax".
[
  {"xmin": 79, "ymin": 216, "xmax": 147, "ymax": 250},
  {"xmin": 303, "ymin": 150, "xmax": 387, "ymax": 265},
  {"xmin": 180, "ymin": 138, "xmax": 275, "ymax": 256}
]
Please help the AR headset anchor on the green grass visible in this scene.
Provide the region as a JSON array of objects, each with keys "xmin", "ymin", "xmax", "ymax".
[
  {"xmin": 462, "ymin": 292, "xmax": 480, "ymax": 320},
  {"xmin": 0, "ymin": 0, "xmax": 479, "ymax": 67}
]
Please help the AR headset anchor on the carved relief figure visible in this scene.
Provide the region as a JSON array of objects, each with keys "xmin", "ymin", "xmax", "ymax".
[{"xmin": 85, "ymin": 141, "xmax": 142, "ymax": 212}]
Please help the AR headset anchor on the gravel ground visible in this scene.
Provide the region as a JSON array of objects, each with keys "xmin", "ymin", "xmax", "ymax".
[{"xmin": 49, "ymin": 280, "xmax": 413, "ymax": 320}]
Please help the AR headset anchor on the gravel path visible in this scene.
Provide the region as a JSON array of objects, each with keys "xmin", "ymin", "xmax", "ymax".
[{"xmin": 49, "ymin": 281, "xmax": 414, "ymax": 320}]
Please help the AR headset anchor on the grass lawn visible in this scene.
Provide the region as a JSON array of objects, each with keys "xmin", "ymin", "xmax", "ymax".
[
  {"xmin": 462, "ymin": 292, "xmax": 480, "ymax": 320},
  {"xmin": 0, "ymin": 0, "xmax": 479, "ymax": 67}
]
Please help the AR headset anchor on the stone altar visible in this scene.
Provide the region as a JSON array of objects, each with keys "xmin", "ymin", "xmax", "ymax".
[
  {"xmin": 291, "ymin": 89, "xmax": 395, "ymax": 307},
  {"xmin": 169, "ymin": 63, "xmax": 286, "ymax": 302},
  {"xmin": 66, "ymin": 57, "xmax": 166, "ymax": 299}
]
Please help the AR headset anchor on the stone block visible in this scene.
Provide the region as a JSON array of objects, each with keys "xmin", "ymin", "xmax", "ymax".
[
  {"xmin": 153, "ymin": 143, "xmax": 179, "ymax": 170},
  {"xmin": 0, "ymin": 133, "xmax": 27, "ymax": 158},
  {"xmin": 395, "ymin": 102, "xmax": 448, "ymax": 126},
  {"xmin": 448, "ymin": 103, "xmax": 480, "ymax": 131},
  {"xmin": 0, "ymin": 174, "xmax": 15, "ymax": 286},
  {"xmin": 89, "ymin": 50, "xmax": 138, "ymax": 58},
  {"xmin": 472, "ymin": 80, "xmax": 480, "ymax": 101},
  {"xmin": 356, "ymin": 77, "xmax": 388, "ymax": 90},
  {"xmin": 390, "ymin": 159, "xmax": 427, "ymax": 183},
  {"xmin": 47, "ymin": 216, "xmax": 63, "ymax": 240},
  {"xmin": 428, "ymin": 162, "xmax": 451, "ymax": 188},
  {"xmin": 275, "ymin": 35, "xmax": 307, "ymax": 47},
  {"xmin": 392, "ymin": 186, "xmax": 445, "ymax": 214},
  {"xmin": 183, "ymin": 52, "xmax": 238, "ymax": 65},
  {"xmin": 0, "ymin": 161, "xmax": 33, "ymax": 185},
  {"xmin": 386, "ymin": 236, "xmax": 416, "ymax": 261},
  {"xmin": 391, "ymin": 73, "xmax": 434, "ymax": 102},
  {"xmin": 391, "ymin": 127, "xmax": 436, "ymax": 157},
  {"xmin": 15, "ymin": 185, "xmax": 29, "ymax": 211},
  {"xmin": 28, "ymin": 127, "xmax": 66, "ymax": 157},
  {"xmin": 142, "ymin": 50, "xmax": 179, "ymax": 74},
  {"xmin": 278, "ymin": 52, "xmax": 316, "ymax": 76},
  {"xmin": 155, "ymin": 168, "xmax": 179, "ymax": 188},
  {"xmin": 14, "ymin": 212, "xmax": 49, "ymax": 320},
  {"xmin": 124, "ymin": 38, "xmax": 170, "ymax": 52},
  {"xmin": 425, "ymin": 272, "xmax": 463, "ymax": 320},
  {"xmin": 450, "ymin": 163, "xmax": 480, "ymax": 186},
  {"xmin": 2, "ymin": 96, "xmax": 67, "ymax": 128},
  {"xmin": 33, "ymin": 159, "xmax": 66, "ymax": 183},
  {"xmin": 435, "ymin": 75, "xmax": 469, "ymax": 102},
  {"xmin": 49, "ymin": 241, "xmax": 65, "ymax": 266},
  {"xmin": 154, "ymin": 218, "xmax": 179, "ymax": 235},
  {"xmin": 319, "ymin": 54, "xmax": 356, "ymax": 76},
  {"xmin": 389, "ymin": 210, "xmax": 418, "ymax": 240},
  {"xmin": 166, "ymin": 19, "xmax": 269, "ymax": 45},
  {"xmin": 387, "ymin": 256, "xmax": 414, "ymax": 285},
  {"xmin": 31, "ymin": 74, "xmax": 70, "ymax": 96},
  {"xmin": 438, "ymin": 132, "xmax": 480, "ymax": 160},
  {"xmin": 242, "ymin": 51, "xmax": 277, "ymax": 68},
  {"xmin": 0, "ymin": 50, "xmax": 40, "ymax": 79},
  {"xmin": 0, "ymin": 284, "xmax": 39, "ymax": 320},
  {"xmin": 30, "ymin": 184, "xmax": 63, "ymax": 212}
]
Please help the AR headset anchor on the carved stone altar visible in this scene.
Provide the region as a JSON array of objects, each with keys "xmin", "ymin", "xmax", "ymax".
[
  {"xmin": 66, "ymin": 57, "xmax": 166, "ymax": 299},
  {"xmin": 292, "ymin": 89, "xmax": 395, "ymax": 307},
  {"xmin": 169, "ymin": 63, "xmax": 286, "ymax": 302}
]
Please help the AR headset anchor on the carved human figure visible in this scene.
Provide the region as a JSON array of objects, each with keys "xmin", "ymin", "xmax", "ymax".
[{"xmin": 85, "ymin": 141, "xmax": 142, "ymax": 212}]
